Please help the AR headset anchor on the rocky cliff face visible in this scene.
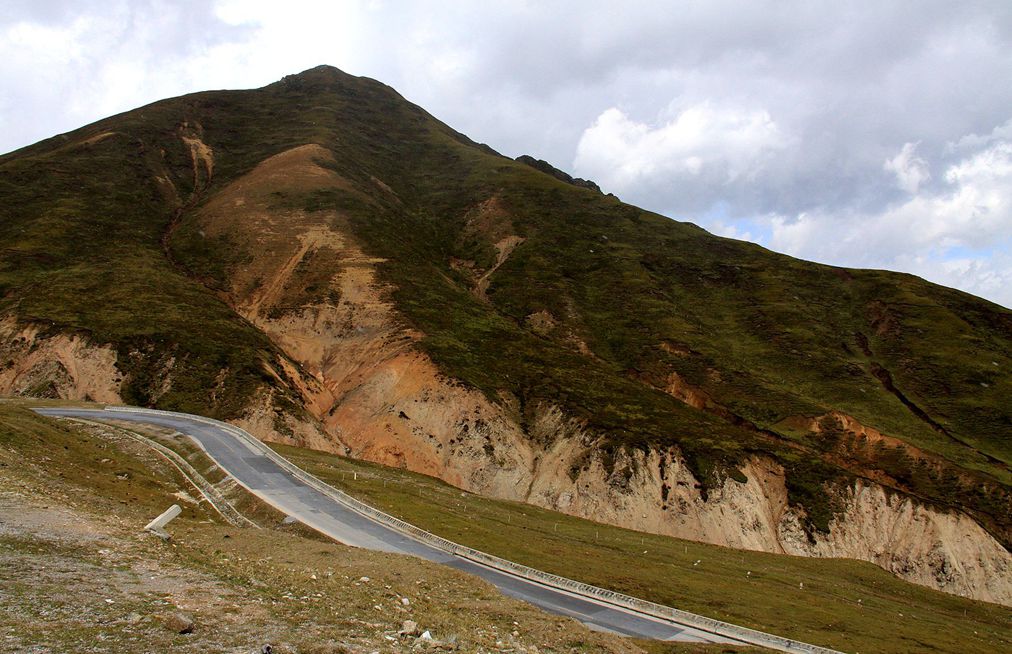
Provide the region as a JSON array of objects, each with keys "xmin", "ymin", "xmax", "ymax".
[
  {"xmin": 529, "ymin": 444, "xmax": 1011, "ymax": 605},
  {"xmin": 182, "ymin": 144, "xmax": 538, "ymax": 497},
  {"xmin": 0, "ymin": 318, "xmax": 122, "ymax": 403}
]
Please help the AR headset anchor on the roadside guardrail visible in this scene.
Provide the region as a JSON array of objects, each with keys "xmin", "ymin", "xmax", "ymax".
[{"xmin": 111, "ymin": 406, "xmax": 844, "ymax": 654}]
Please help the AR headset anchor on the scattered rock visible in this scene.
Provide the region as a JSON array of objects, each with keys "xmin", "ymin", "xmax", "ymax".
[
  {"xmin": 160, "ymin": 611, "xmax": 194, "ymax": 634},
  {"xmin": 123, "ymin": 612, "xmax": 144, "ymax": 626},
  {"xmin": 148, "ymin": 528, "xmax": 171, "ymax": 541},
  {"xmin": 514, "ymin": 154, "xmax": 602, "ymax": 193},
  {"xmin": 410, "ymin": 630, "xmax": 457, "ymax": 651}
]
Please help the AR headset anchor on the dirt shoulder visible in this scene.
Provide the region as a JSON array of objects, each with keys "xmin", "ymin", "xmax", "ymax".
[{"xmin": 0, "ymin": 403, "xmax": 757, "ymax": 654}]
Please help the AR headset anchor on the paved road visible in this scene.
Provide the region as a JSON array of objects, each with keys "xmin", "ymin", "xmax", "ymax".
[{"xmin": 34, "ymin": 406, "xmax": 734, "ymax": 643}]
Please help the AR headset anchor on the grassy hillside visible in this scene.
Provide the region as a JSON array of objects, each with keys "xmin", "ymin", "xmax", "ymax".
[
  {"xmin": 0, "ymin": 65, "xmax": 1009, "ymax": 542},
  {"xmin": 274, "ymin": 440, "xmax": 1011, "ymax": 654},
  {"xmin": 0, "ymin": 96, "xmax": 284, "ymax": 417}
]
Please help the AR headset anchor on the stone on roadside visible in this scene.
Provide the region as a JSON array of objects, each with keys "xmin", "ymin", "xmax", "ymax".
[
  {"xmin": 413, "ymin": 631, "xmax": 457, "ymax": 651},
  {"xmin": 160, "ymin": 611, "xmax": 194, "ymax": 634},
  {"xmin": 123, "ymin": 612, "xmax": 144, "ymax": 626}
]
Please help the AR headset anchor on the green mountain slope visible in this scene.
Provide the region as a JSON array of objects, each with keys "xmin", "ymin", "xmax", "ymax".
[{"xmin": 1, "ymin": 66, "xmax": 1008, "ymax": 544}]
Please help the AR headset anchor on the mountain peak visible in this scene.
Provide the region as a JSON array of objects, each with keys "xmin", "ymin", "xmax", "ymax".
[
  {"xmin": 271, "ymin": 64, "xmax": 380, "ymax": 95},
  {"xmin": 291, "ymin": 64, "xmax": 351, "ymax": 79}
]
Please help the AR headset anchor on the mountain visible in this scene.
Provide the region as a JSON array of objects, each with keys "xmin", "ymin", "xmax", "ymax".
[{"xmin": 1, "ymin": 65, "xmax": 1009, "ymax": 603}]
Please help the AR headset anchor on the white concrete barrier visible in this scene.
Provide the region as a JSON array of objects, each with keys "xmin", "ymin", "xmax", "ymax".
[{"xmin": 145, "ymin": 503, "xmax": 182, "ymax": 539}]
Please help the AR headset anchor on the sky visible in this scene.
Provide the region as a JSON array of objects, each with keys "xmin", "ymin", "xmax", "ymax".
[{"xmin": 3, "ymin": 1, "xmax": 1012, "ymax": 308}]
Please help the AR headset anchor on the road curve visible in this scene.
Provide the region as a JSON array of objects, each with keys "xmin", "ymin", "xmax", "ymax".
[{"xmin": 33, "ymin": 406, "xmax": 741, "ymax": 644}]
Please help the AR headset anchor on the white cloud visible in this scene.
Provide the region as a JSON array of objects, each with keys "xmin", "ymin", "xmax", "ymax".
[
  {"xmin": 875, "ymin": 139, "xmax": 1012, "ymax": 252},
  {"xmin": 884, "ymin": 142, "xmax": 930, "ymax": 194},
  {"xmin": 769, "ymin": 135, "xmax": 1012, "ymax": 307},
  {"xmin": 950, "ymin": 117, "xmax": 1012, "ymax": 152},
  {"xmin": 573, "ymin": 103, "xmax": 789, "ymax": 206}
]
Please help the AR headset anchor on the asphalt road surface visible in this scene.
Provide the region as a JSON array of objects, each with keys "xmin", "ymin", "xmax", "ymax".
[{"xmin": 34, "ymin": 406, "xmax": 738, "ymax": 643}]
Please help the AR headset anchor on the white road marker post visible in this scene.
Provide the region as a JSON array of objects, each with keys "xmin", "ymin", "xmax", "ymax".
[{"xmin": 145, "ymin": 504, "xmax": 182, "ymax": 540}]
